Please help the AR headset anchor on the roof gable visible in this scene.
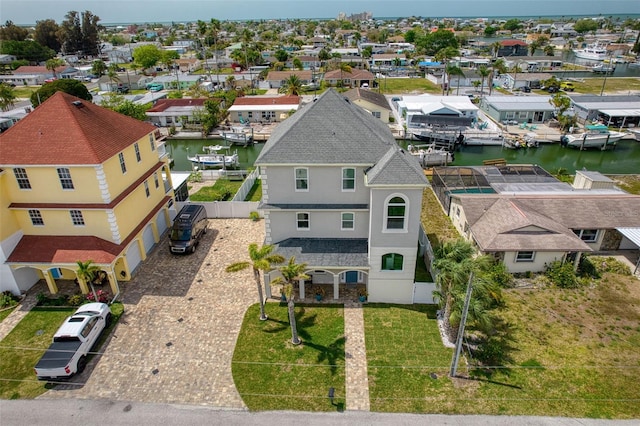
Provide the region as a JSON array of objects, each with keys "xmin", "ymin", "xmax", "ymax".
[
  {"xmin": 366, "ymin": 147, "xmax": 428, "ymax": 186},
  {"xmin": 0, "ymin": 92, "xmax": 155, "ymax": 165}
]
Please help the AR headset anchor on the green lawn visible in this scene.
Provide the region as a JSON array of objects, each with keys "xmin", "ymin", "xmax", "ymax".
[
  {"xmin": 232, "ymin": 303, "xmax": 346, "ymax": 411},
  {"xmin": 244, "ymin": 179, "xmax": 262, "ymax": 201},
  {"xmin": 0, "ymin": 302, "xmax": 124, "ymax": 399},
  {"xmin": 421, "ymin": 187, "xmax": 459, "ymax": 247},
  {"xmin": 189, "ymin": 178, "xmax": 243, "ymax": 201},
  {"xmin": 380, "ymin": 78, "xmax": 441, "ymax": 95},
  {"xmin": 0, "ymin": 306, "xmax": 16, "ymax": 323},
  {"xmin": 364, "ymin": 275, "xmax": 640, "ymax": 418}
]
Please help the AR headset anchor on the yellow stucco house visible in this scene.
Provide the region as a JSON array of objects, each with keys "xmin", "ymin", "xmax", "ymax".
[{"xmin": 0, "ymin": 92, "xmax": 175, "ymax": 297}]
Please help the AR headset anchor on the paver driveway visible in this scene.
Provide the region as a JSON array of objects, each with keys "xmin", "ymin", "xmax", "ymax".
[{"xmin": 40, "ymin": 219, "xmax": 264, "ymax": 408}]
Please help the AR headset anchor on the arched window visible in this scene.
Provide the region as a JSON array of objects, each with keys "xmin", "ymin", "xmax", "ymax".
[
  {"xmin": 382, "ymin": 253, "xmax": 403, "ymax": 271},
  {"xmin": 385, "ymin": 195, "xmax": 406, "ymax": 231}
]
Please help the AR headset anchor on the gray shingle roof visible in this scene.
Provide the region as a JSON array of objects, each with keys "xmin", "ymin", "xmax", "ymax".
[
  {"xmin": 273, "ymin": 238, "xmax": 369, "ymax": 267},
  {"xmin": 366, "ymin": 147, "xmax": 428, "ymax": 186},
  {"xmin": 255, "ymin": 89, "xmax": 396, "ymax": 165},
  {"xmin": 343, "ymin": 88, "xmax": 392, "ymax": 111}
]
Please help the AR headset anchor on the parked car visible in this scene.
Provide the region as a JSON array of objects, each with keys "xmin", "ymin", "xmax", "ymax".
[
  {"xmin": 560, "ymin": 82, "xmax": 575, "ymax": 91},
  {"xmin": 147, "ymin": 83, "xmax": 163, "ymax": 92},
  {"xmin": 169, "ymin": 204, "xmax": 208, "ymax": 254},
  {"xmin": 34, "ymin": 303, "xmax": 112, "ymax": 381}
]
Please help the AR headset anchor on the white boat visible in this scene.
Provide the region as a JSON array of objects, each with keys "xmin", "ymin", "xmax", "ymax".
[
  {"xmin": 188, "ymin": 145, "xmax": 239, "ymax": 168},
  {"xmin": 561, "ymin": 125, "xmax": 627, "ymax": 149},
  {"xmin": 220, "ymin": 127, "xmax": 253, "ymax": 145},
  {"xmin": 628, "ymin": 61, "xmax": 640, "ymax": 68},
  {"xmin": 592, "ymin": 64, "xmax": 615, "ymax": 74},
  {"xmin": 407, "ymin": 143, "xmax": 454, "ymax": 167},
  {"xmin": 573, "ymin": 42, "xmax": 608, "ymax": 61},
  {"xmin": 629, "ymin": 129, "xmax": 640, "ymax": 142}
]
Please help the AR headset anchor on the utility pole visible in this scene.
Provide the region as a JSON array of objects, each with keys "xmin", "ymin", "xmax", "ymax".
[{"xmin": 450, "ymin": 273, "xmax": 473, "ymax": 378}]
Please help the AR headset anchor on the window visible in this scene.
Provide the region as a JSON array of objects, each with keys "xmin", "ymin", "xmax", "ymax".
[
  {"xmin": 154, "ymin": 172, "xmax": 159, "ymax": 188},
  {"xmin": 342, "ymin": 168, "xmax": 355, "ymax": 191},
  {"xmin": 119, "ymin": 152, "xmax": 127, "ymax": 174},
  {"xmin": 295, "ymin": 168, "xmax": 308, "ymax": 191},
  {"xmin": 29, "ymin": 209, "xmax": 44, "ymax": 226},
  {"xmin": 70, "ymin": 210, "xmax": 85, "ymax": 226},
  {"xmin": 341, "ymin": 212, "xmax": 354, "ymax": 230},
  {"xmin": 144, "ymin": 181, "xmax": 150, "ymax": 197},
  {"xmin": 81, "ymin": 317, "xmax": 98, "ymax": 338},
  {"xmin": 57, "ymin": 168, "xmax": 74, "ymax": 189},
  {"xmin": 248, "ymin": 111, "xmax": 253, "ymax": 119},
  {"xmin": 13, "ymin": 168, "xmax": 31, "ymax": 189},
  {"xmin": 382, "ymin": 253, "xmax": 403, "ymax": 270},
  {"xmin": 515, "ymin": 251, "xmax": 535, "ymax": 262},
  {"xmin": 296, "ymin": 212, "xmax": 309, "ymax": 230},
  {"xmin": 372, "ymin": 111, "xmax": 381, "ymax": 119},
  {"xmin": 455, "ymin": 206, "xmax": 460, "ymax": 217},
  {"xmin": 574, "ymin": 229, "xmax": 599, "ymax": 242},
  {"xmin": 385, "ymin": 196, "xmax": 406, "ymax": 230},
  {"xmin": 149, "ymin": 134, "xmax": 155, "ymax": 151},
  {"xmin": 134, "ymin": 143, "xmax": 141, "ymax": 162}
]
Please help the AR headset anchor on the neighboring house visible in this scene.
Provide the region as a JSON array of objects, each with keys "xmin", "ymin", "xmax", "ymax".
[
  {"xmin": 370, "ymin": 53, "xmax": 408, "ymax": 70},
  {"xmin": 343, "ymin": 88, "xmax": 392, "ymax": 123},
  {"xmin": 255, "ymin": 89, "xmax": 429, "ymax": 304},
  {"xmin": 145, "ymin": 98, "xmax": 214, "ymax": 127},
  {"xmin": 396, "ymin": 95, "xmax": 478, "ymax": 129},
  {"xmin": 0, "ymin": 92, "xmax": 175, "ymax": 296},
  {"xmin": 496, "ymin": 40, "xmax": 528, "ymax": 56},
  {"xmin": 285, "ymin": 55, "xmax": 321, "ymax": 70},
  {"xmin": 323, "ymin": 68, "xmax": 375, "ymax": 88},
  {"xmin": 176, "ymin": 58, "xmax": 201, "ymax": 73},
  {"xmin": 264, "ymin": 70, "xmax": 314, "ymax": 89},
  {"xmin": 568, "ymin": 95, "xmax": 640, "ymax": 128},
  {"xmin": 12, "ymin": 65, "xmax": 73, "ymax": 84},
  {"xmin": 433, "ymin": 166, "xmax": 640, "ymax": 273},
  {"xmin": 480, "ymin": 95, "xmax": 556, "ymax": 125},
  {"xmin": 497, "ymin": 71, "xmax": 554, "ymax": 90},
  {"xmin": 227, "ymin": 95, "xmax": 300, "ymax": 123},
  {"xmin": 97, "ymin": 73, "xmax": 153, "ymax": 92},
  {"xmin": 150, "ymin": 74, "xmax": 202, "ymax": 91}
]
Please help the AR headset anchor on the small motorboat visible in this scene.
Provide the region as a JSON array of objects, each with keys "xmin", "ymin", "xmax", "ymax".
[
  {"xmin": 187, "ymin": 145, "xmax": 239, "ymax": 168},
  {"xmin": 407, "ymin": 143, "xmax": 454, "ymax": 167}
]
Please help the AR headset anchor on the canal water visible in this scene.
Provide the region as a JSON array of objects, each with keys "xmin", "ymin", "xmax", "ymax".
[{"xmin": 168, "ymin": 138, "xmax": 640, "ymax": 175}]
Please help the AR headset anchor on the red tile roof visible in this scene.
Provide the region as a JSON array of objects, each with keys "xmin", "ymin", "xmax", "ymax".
[
  {"xmin": 232, "ymin": 96, "xmax": 300, "ymax": 106},
  {"xmin": 501, "ymin": 39, "xmax": 528, "ymax": 46},
  {"xmin": 13, "ymin": 65, "xmax": 68, "ymax": 74},
  {"xmin": 146, "ymin": 98, "xmax": 207, "ymax": 112},
  {"xmin": 0, "ymin": 92, "xmax": 155, "ymax": 165}
]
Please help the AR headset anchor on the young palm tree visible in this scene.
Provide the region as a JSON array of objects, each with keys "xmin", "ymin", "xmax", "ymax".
[
  {"xmin": 76, "ymin": 259, "xmax": 100, "ymax": 301},
  {"xmin": 446, "ymin": 65, "xmax": 464, "ymax": 95},
  {"xmin": 226, "ymin": 243, "xmax": 284, "ymax": 321},
  {"xmin": 45, "ymin": 58, "xmax": 65, "ymax": 79},
  {"xmin": 270, "ymin": 257, "xmax": 309, "ymax": 345},
  {"xmin": 478, "ymin": 65, "xmax": 491, "ymax": 95},
  {"xmin": 337, "ymin": 62, "xmax": 352, "ymax": 88},
  {"xmin": 280, "ymin": 74, "xmax": 302, "ymax": 95}
]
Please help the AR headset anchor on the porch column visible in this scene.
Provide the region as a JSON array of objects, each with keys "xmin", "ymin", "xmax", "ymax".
[
  {"xmin": 333, "ymin": 274, "xmax": 339, "ymax": 300},
  {"xmin": 76, "ymin": 277, "xmax": 90, "ymax": 295},
  {"xmin": 299, "ymin": 278, "xmax": 305, "ymax": 299},
  {"xmin": 43, "ymin": 270, "xmax": 59, "ymax": 294},
  {"xmin": 264, "ymin": 271, "xmax": 272, "ymax": 299},
  {"xmin": 573, "ymin": 252, "xmax": 582, "ymax": 272},
  {"xmin": 138, "ymin": 239, "xmax": 147, "ymax": 261},
  {"xmin": 106, "ymin": 271, "xmax": 119, "ymax": 295}
]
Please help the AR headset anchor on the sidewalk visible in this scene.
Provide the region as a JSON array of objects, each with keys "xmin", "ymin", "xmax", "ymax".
[{"xmin": 343, "ymin": 302, "xmax": 370, "ymax": 411}]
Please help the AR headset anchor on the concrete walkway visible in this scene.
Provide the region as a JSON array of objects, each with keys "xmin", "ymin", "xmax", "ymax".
[
  {"xmin": 343, "ymin": 302, "xmax": 370, "ymax": 411},
  {"xmin": 0, "ymin": 296, "xmax": 37, "ymax": 341}
]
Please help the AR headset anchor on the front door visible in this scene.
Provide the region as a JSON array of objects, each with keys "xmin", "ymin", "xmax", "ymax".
[
  {"xmin": 345, "ymin": 271, "xmax": 358, "ymax": 284},
  {"xmin": 534, "ymin": 111, "xmax": 544, "ymax": 122}
]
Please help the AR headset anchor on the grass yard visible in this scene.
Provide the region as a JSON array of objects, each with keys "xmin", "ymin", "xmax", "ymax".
[
  {"xmin": 189, "ymin": 178, "xmax": 243, "ymax": 201},
  {"xmin": 381, "ymin": 78, "xmax": 441, "ymax": 95},
  {"xmin": 0, "ymin": 302, "xmax": 124, "ymax": 400},
  {"xmin": 232, "ymin": 303, "xmax": 346, "ymax": 411},
  {"xmin": 573, "ymin": 77, "xmax": 640, "ymax": 95},
  {"xmin": 608, "ymin": 174, "xmax": 640, "ymax": 195},
  {"xmin": 364, "ymin": 273, "xmax": 640, "ymax": 418},
  {"xmin": 244, "ymin": 179, "xmax": 262, "ymax": 201},
  {"xmin": 421, "ymin": 187, "xmax": 459, "ymax": 247},
  {"xmin": 0, "ymin": 306, "xmax": 16, "ymax": 323}
]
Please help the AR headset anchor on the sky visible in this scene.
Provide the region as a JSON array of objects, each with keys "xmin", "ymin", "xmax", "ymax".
[{"xmin": 2, "ymin": 0, "xmax": 640, "ymax": 25}]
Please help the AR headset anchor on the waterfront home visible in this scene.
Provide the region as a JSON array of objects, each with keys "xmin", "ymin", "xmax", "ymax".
[
  {"xmin": 323, "ymin": 68, "xmax": 375, "ymax": 88},
  {"xmin": 568, "ymin": 95, "xmax": 640, "ymax": 128},
  {"xmin": 255, "ymin": 89, "xmax": 429, "ymax": 303},
  {"xmin": 227, "ymin": 95, "xmax": 300, "ymax": 124},
  {"xmin": 396, "ymin": 95, "xmax": 478, "ymax": 130},
  {"xmin": 145, "ymin": 98, "xmax": 221, "ymax": 128},
  {"xmin": 0, "ymin": 92, "xmax": 175, "ymax": 296},
  {"xmin": 264, "ymin": 70, "xmax": 314, "ymax": 89},
  {"xmin": 480, "ymin": 95, "xmax": 556, "ymax": 125},
  {"xmin": 343, "ymin": 88, "xmax": 393, "ymax": 123}
]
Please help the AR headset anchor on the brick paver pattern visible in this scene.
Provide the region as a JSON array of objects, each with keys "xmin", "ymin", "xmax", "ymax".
[{"xmin": 344, "ymin": 302, "xmax": 370, "ymax": 411}]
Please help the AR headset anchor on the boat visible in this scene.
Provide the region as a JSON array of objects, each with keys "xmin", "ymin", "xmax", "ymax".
[
  {"xmin": 503, "ymin": 132, "xmax": 539, "ymax": 149},
  {"xmin": 573, "ymin": 42, "xmax": 608, "ymax": 61},
  {"xmin": 407, "ymin": 143, "xmax": 454, "ymax": 167},
  {"xmin": 219, "ymin": 127, "xmax": 253, "ymax": 145},
  {"xmin": 561, "ymin": 125, "xmax": 628, "ymax": 150},
  {"xmin": 628, "ymin": 61, "xmax": 640, "ymax": 68},
  {"xmin": 187, "ymin": 145, "xmax": 239, "ymax": 168},
  {"xmin": 629, "ymin": 129, "xmax": 640, "ymax": 142},
  {"xmin": 591, "ymin": 64, "xmax": 615, "ymax": 74}
]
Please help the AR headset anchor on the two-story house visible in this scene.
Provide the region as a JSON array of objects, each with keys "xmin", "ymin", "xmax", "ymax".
[
  {"xmin": 255, "ymin": 89, "xmax": 429, "ymax": 304},
  {"xmin": 0, "ymin": 92, "xmax": 175, "ymax": 297}
]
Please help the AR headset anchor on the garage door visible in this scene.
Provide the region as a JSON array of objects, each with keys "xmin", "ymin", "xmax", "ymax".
[
  {"xmin": 126, "ymin": 241, "xmax": 143, "ymax": 273},
  {"xmin": 142, "ymin": 224, "xmax": 155, "ymax": 254},
  {"xmin": 156, "ymin": 210, "xmax": 168, "ymax": 236}
]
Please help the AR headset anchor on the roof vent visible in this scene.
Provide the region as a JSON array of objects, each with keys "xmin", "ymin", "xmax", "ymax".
[{"xmin": 71, "ymin": 100, "xmax": 84, "ymax": 108}]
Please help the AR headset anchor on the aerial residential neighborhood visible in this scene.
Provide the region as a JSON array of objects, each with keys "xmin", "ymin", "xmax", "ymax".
[{"xmin": 0, "ymin": 4, "xmax": 639, "ymax": 422}]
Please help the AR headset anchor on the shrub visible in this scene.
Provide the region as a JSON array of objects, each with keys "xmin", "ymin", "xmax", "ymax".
[
  {"xmin": 545, "ymin": 260, "xmax": 580, "ymax": 289},
  {"xmin": 486, "ymin": 262, "xmax": 514, "ymax": 288},
  {"xmin": 67, "ymin": 294, "xmax": 85, "ymax": 306},
  {"xmin": 86, "ymin": 290, "xmax": 110, "ymax": 303},
  {"xmin": 577, "ymin": 255, "xmax": 600, "ymax": 279},
  {"xmin": 249, "ymin": 211, "xmax": 260, "ymax": 221},
  {"xmin": 1, "ymin": 291, "xmax": 19, "ymax": 309}
]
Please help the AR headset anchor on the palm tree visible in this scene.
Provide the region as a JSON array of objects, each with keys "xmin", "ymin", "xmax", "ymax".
[
  {"xmin": 226, "ymin": 243, "xmax": 285, "ymax": 321},
  {"xmin": 446, "ymin": 64, "xmax": 464, "ymax": 95},
  {"xmin": 478, "ymin": 65, "xmax": 491, "ymax": 95},
  {"xmin": 45, "ymin": 58, "xmax": 65, "ymax": 79},
  {"xmin": 434, "ymin": 46, "xmax": 459, "ymax": 95},
  {"xmin": 270, "ymin": 257, "xmax": 309, "ymax": 345},
  {"xmin": 76, "ymin": 259, "xmax": 100, "ymax": 301},
  {"xmin": 491, "ymin": 41, "xmax": 502, "ymax": 59},
  {"xmin": 337, "ymin": 62, "xmax": 352, "ymax": 88},
  {"xmin": 280, "ymin": 74, "xmax": 302, "ymax": 95}
]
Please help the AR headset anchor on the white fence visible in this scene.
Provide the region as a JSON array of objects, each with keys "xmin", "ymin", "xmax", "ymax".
[{"xmin": 176, "ymin": 200, "xmax": 259, "ymax": 219}]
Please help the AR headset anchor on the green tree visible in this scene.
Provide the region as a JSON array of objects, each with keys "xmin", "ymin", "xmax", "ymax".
[
  {"xmin": 226, "ymin": 243, "xmax": 284, "ymax": 321},
  {"xmin": 417, "ymin": 29, "xmax": 459, "ymax": 55},
  {"xmin": 91, "ymin": 59, "xmax": 107, "ymax": 77},
  {"xmin": 292, "ymin": 57, "xmax": 303, "ymax": 70},
  {"xmin": 543, "ymin": 45, "xmax": 555, "ymax": 56},
  {"xmin": 318, "ymin": 48, "xmax": 331, "ymax": 70},
  {"xmin": 45, "ymin": 58, "xmax": 65, "ymax": 78},
  {"xmin": 490, "ymin": 41, "xmax": 502, "ymax": 58},
  {"xmin": 447, "ymin": 64, "xmax": 464, "ymax": 95},
  {"xmin": 58, "ymin": 10, "xmax": 102, "ymax": 57},
  {"xmin": 280, "ymin": 74, "xmax": 303, "ymax": 95},
  {"xmin": 0, "ymin": 20, "xmax": 29, "ymax": 41},
  {"xmin": 270, "ymin": 257, "xmax": 309, "ymax": 345},
  {"xmin": 31, "ymin": 79, "xmax": 92, "ymax": 107},
  {"xmin": 112, "ymin": 100, "xmax": 151, "ymax": 121},
  {"xmin": 1, "ymin": 40, "xmax": 55, "ymax": 63},
  {"xmin": 503, "ymin": 19, "xmax": 522, "ymax": 32},
  {"xmin": 528, "ymin": 40, "xmax": 541, "ymax": 56},
  {"xmin": 549, "ymin": 92, "xmax": 576, "ymax": 131},
  {"xmin": 0, "ymin": 83, "xmax": 17, "ymax": 111},
  {"xmin": 484, "ymin": 26, "xmax": 498, "ymax": 37},
  {"xmin": 274, "ymin": 49, "xmax": 289, "ymax": 62},
  {"xmin": 34, "ymin": 19, "xmax": 61, "ymax": 52},
  {"xmin": 133, "ymin": 44, "xmax": 163, "ymax": 71},
  {"xmin": 434, "ymin": 46, "xmax": 459, "ymax": 95},
  {"xmin": 478, "ymin": 65, "xmax": 491, "ymax": 95},
  {"xmin": 76, "ymin": 259, "xmax": 100, "ymax": 300},
  {"xmin": 574, "ymin": 19, "xmax": 599, "ymax": 34}
]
